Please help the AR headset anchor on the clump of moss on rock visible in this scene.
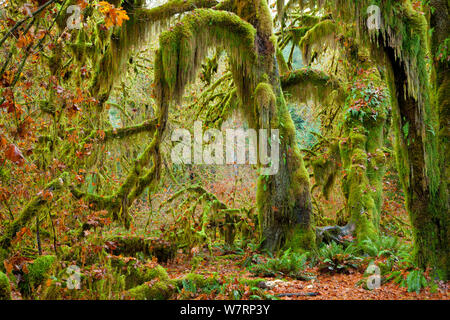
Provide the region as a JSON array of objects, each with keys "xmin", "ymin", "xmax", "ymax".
[
  {"xmin": 19, "ymin": 255, "xmax": 56, "ymax": 298},
  {"xmin": 127, "ymin": 279, "xmax": 177, "ymax": 300}
]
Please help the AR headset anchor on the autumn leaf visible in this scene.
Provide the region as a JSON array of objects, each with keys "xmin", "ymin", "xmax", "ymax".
[
  {"xmin": 17, "ymin": 32, "xmax": 34, "ymax": 49},
  {"xmin": 77, "ymin": 0, "xmax": 89, "ymax": 9},
  {"xmin": 4, "ymin": 261, "xmax": 13, "ymax": 274},
  {"xmin": 0, "ymin": 135, "xmax": 7, "ymax": 148},
  {"xmin": 98, "ymin": 1, "xmax": 129, "ymax": 29},
  {"xmin": 5, "ymin": 144, "xmax": 25, "ymax": 166}
]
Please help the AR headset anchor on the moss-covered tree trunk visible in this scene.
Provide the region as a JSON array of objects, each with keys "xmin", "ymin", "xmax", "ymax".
[
  {"xmin": 338, "ymin": 53, "xmax": 388, "ymax": 243},
  {"xmin": 331, "ymin": 0, "xmax": 450, "ymax": 279},
  {"xmin": 430, "ymin": 0, "xmax": 449, "ymax": 239},
  {"xmin": 233, "ymin": 0, "xmax": 315, "ymax": 251},
  {"xmin": 384, "ymin": 34, "xmax": 448, "ymax": 278}
]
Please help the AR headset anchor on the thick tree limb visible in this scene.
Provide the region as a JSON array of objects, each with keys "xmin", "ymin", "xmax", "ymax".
[{"xmin": 0, "ymin": 172, "xmax": 69, "ymax": 249}]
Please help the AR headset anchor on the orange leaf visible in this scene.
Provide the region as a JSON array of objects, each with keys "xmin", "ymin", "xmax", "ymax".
[
  {"xmin": 4, "ymin": 261, "xmax": 13, "ymax": 274},
  {"xmin": 5, "ymin": 144, "xmax": 25, "ymax": 166}
]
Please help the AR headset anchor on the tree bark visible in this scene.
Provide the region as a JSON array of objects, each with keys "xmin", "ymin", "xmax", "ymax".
[{"xmin": 234, "ymin": 0, "xmax": 315, "ymax": 251}]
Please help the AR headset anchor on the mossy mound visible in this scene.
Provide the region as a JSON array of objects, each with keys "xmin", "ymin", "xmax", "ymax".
[
  {"xmin": 107, "ymin": 236, "xmax": 176, "ymax": 263},
  {"xmin": 127, "ymin": 279, "xmax": 177, "ymax": 300},
  {"xmin": 0, "ymin": 271, "xmax": 11, "ymax": 300},
  {"xmin": 110, "ymin": 256, "xmax": 169, "ymax": 289},
  {"xmin": 19, "ymin": 255, "xmax": 56, "ymax": 298}
]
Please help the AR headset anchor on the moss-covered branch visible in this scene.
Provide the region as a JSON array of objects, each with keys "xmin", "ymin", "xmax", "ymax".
[
  {"xmin": 103, "ymin": 119, "xmax": 158, "ymax": 141},
  {"xmin": 281, "ymin": 68, "xmax": 346, "ymax": 106},
  {"xmin": 0, "ymin": 173, "xmax": 69, "ymax": 249}
]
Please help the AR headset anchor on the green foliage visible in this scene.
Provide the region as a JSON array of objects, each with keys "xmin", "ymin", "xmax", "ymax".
[
  {"xmin": 360, "ymin": 237, "xmax": 430, "ymax": 293},
  {"xmin": 180, "ymin": 273, "xmax": 221, "ymax": 295},
  {"xmin": 0, "ymin": 271, "xmax": 11, "ymax": 300},
  {"xmin": 406, "ymin": 269, "xmax": 428, "ymax": 293},
  {"xmin": 386, "ymin": 269, "xmax": 429, "ymax": 294},
  {"xmin": 19, "ymin": 255, "xmax": 56, "ymax": 298},
  {"xmin": 360, "ymin": 235, "xmax": 410, "ymax": 258},
  {"xmin": 345, "ymin": 82, "xmax": 388, "ymax": 123},
  {"xmin": 288, "ymin": 106, "xmax": 321, "ymax": 148},
  {"xmin": 316, "ymin": 242, "xmax": 362, "ymax": 274},
  {"xmin": 249, "ymin": 249, "xmax": 309, "ymax": 279}
]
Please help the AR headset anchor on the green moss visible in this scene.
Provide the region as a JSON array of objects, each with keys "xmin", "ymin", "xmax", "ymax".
[
  {"xmin": 119, "ymin": 262, "xmax": 169, "ymax": 289},
  {"xmin": 20, "ymin": 255, "xmax": 56, "ymax": 297},
  {"xmin": 90, "ymin": 1, "xmax": 221, "ymax": 106},
  {"xmin": 238, "ymin": 278, "xmax": 266, "ymax": 287},
  {"xmin": 144, "ymin": 265, "xmax": 169, "ymax": 281},
  {"xmin": 256, "ymin": 83, "xmax": 315, "ymax": 252},
  {"xmin": 0, "ymin": 271, "xmax": 11, "ymax": 300},
  {"xmin": 106, "ymin": 235, "xmax": 176, "ymax": 263},
  {"xmin": 28, "ymin": 255, "xmax": 56, "ymax": 285},
  {"xmin": 0, "ymin": 173, "xmax": 68, "ymax": 249},
  {"xmin": 281, "ymin": 68, "xmax": 346, "ymax": 106},
  {"xmin": 183, "ymin": 273, "xmax": 218, "ymax": 288},
  {"xmin": 284, "ymin": 224, "xmax": 316, "ymax": 252},
  {"xmin": 0, "ymin": 248, "xmax": 8, "ymax": 273},
  {"xmin": 157, "ymin": 9, "xmax": 257, "ymax": 104},
  {"xmin": 127, "ymin": 279, "xmax": 177, "ymax": 300},
  {"xmin": 311, "ymin": 142, "xmax": 341, "ymax": 199},
  {"xmin": 276, "ymin": 47, "xmax": 289, "ymax": 74},
  {"xmin": 299, "ymin": 19, "xmax": 337, "ymax": 64}
]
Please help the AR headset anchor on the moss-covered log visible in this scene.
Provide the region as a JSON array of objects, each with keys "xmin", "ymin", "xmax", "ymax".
[{"xmin": 106, "ymin": 235, "xmax": 177, "ymax": 263}]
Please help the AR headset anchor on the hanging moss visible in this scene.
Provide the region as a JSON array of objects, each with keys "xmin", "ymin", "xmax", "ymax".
[
  {"xmin": 281, "ymin": 67, "xmax": 346, "ymax": 106},
  {"xmin": 298, "ymin": 19, "xmax": 337, "ymax": 64},
  {"xmin": 90, "ymin": 0, "xmax": 220, "ymax": 106},
  {"xmin": 276, "ymin": 47, "xmax": 290, "ymax": 74},
  {"xmin": 311, "ymin": 141, "xmax": 341, "ymax": 199},
  {"xmin": 157, "ymin": 9, "xmax": 257, "ymax": 104}
]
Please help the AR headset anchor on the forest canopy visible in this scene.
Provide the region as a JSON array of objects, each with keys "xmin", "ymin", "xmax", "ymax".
[{"xmin": 0, "ymin": 0, "xmax": 448, "ymax": 301}]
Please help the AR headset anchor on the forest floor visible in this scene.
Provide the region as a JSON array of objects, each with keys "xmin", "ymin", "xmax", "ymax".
[
  {"xmin": 4, "ymin": 168, "xmax": 448, "ymax": 300},
  {"xmin": 120, "ymin": 169, "xmax": 449, "ymax": 301},
  {"xmin": 159, "ymin": 247, "xmax": 449, "ymax": 300}
]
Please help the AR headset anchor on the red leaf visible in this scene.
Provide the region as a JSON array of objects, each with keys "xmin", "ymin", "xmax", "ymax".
[{"xmin": 5, "ymin": 144, "xmax": 25, "ymax": 166}]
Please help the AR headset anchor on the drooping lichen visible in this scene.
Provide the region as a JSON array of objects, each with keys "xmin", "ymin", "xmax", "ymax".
[
  {"xmin": 298, "ymin": 19, "xmax": 337, "ymax": 64},
  {"xmin": 157, "ymin": 9, "xmax": 257, "ymax": 105},
  {"xmin": 281, "ymin": 67, "xmax": 346, "ymax": 106}
]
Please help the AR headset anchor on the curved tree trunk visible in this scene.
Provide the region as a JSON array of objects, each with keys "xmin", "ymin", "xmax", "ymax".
[
  {"xmin": 233, "ymin": 0, "xmax": 315, "ymax": 251},
  {"xmin": 385, "ymin": 43, "xmax": 449, "ymax": 279}
]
